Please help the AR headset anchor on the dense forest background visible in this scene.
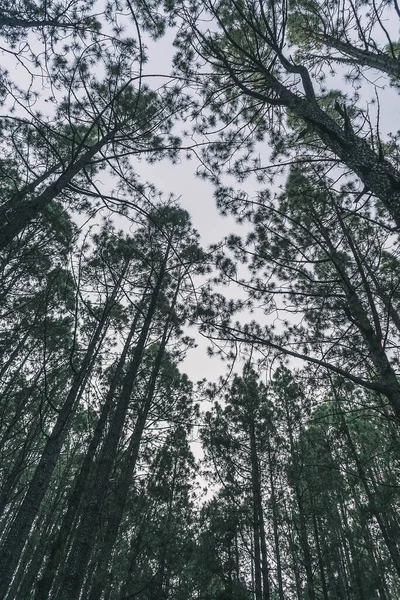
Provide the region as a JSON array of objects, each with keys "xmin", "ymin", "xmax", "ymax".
[{"xmin": 1, "ymin": 1, "xmax": 400, "ymax": 598}]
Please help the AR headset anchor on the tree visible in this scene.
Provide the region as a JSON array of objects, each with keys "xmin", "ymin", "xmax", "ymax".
[
  {"xmin": 35, "ymin": 206, "xmax": 205, "ymax": 600},
  {"xmin": 198, "ymin": 163, "xmax": 400, "ymax": 427},
  {"xmin": 202, "ymin": 365, "xmax": 276, "ymax": 600},
  {"xmin": 0, "ymin": 1, "xmax": 184, "ymax": 250},
  {"xmin": 171, "ymin": 0, "xmax": 400, "ymax": 228}
]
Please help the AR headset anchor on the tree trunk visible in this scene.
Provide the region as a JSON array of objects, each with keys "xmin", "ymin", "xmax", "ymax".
[
  {"xmin": 87, "ymin": 304, "xmax": 176, "ymax": 600},
  {"xmin": 33, "ymin": 295, "xmax": 145, "ymax": 600},
  {"xmin": 311, "ymin": 508, "xmax": 329, "ymax": 600},
  {"xmin": 340, "ymin": 415, "xmax": 400, "ymax": 576},
  {"xmin": 267, "ymin": 442, "xmax": 284, "ymax": 600},
  {"xmin": 0, "ymin": 129, "xmax": 117, "ymax": 250},
  {"xmin": 55, "ymin": 245, "xmax": 170, "ymax": 600},
  {"xmin": 0, "ymin": 419, "xmax": 41, "ymax": 519},
  {"xmin": 252, "ymin": 523, "xmax": 263, "ymax": 600},
  {"xmin": 286, "ymin": 517, "xmax": 303, "ymax": 599},
  {"xmin": 316, "ymin": 212, "xmax": 400, "ymax": 420},
  {"xmin": 284, "ymin": 402, "xmax": 316, "ymax": 600},
  {"xmin": 249, "ymin": 421, "xmax": 270, "ymax": 600},
  {"xmin": 211, "ymin": 40, "xmax": 400, "ymax": 228},
  {"xmin": 0, "ymin": 267, "xmax": 125, "ymax": 598}
]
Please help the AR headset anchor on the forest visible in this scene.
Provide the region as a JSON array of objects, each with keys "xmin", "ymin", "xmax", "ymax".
[{"xmin": 1, "ymin": 0, "xmax": 400, "ymax": 599}]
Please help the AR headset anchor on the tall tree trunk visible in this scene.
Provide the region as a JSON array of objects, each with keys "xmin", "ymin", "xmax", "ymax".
[
  {"xmin": 33, "ymin": 294, "xmax": 146, "ymax": 600},
  {"xmin": 339, "ymin": 414, "xmax": 400, "ymax": 576},
  {"xmin": 337, "ymin": 500, "xmax": 366, "ymax": 600},
  {"xmin": 284, "ymin": 402, "xmax": 316, "ymax": 600},
  {"xmin": 0, "ymin": 419, "xmax": 41, "ymax": 519},
  {"xmin": 87, "ymin": 301, "xmax": 176, "ymax": 600},
  {"xmin": 119, "ymin": 518, "xmax": 147, "ymax": 600},
  {"xmin": 267, "ymin": 442, "xmax": 284, "ymax": 600},
  {"xmin": 252, "ymin": 523, "xmax": 263, "ymax": 600},
  {"xmin": 12, "ymin": 486, "xmax": 65, "ymax": 600},
  {"xmin": 316, "ymin": 213, "xmax": 400, "ymax": 420},
  {"xmin": 0, "ymin": 330, "xmax": 30, "ymax": 380},
  {"xmin": 311, "ymin": 508, "xmax": 329, "ymax": 600},
  {"xmin": 55, "ymin": 244, "xmax": 170, "ymax": 600},
  {"xmin": 287, "ymin": 517, "xmax": 303, "ymax": 600},
  {"xmin": 0, "ymin": 129, "xmax": 117, "ymax": 250},
  {"xmin": 0, "ymin": 266, "xmax": 126, "ymax": 598},
  {"xmin": 249, "ymin": 421, "xmax": 270, "ymax": 600},
  {"xmin": 156, "ymin": 454, "xmax": 178, "ymax": 600}
]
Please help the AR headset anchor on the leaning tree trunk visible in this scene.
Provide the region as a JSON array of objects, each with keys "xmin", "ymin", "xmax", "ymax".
[
  {"xmin": 10, "ymin": 480, "xmax": 65, "ymax": 600},
  {"xmin": 55, "ymin": 243, "xmax": 170, "ymax": 600},
  {"xmin": 0, "ymin": 418, "xmax": 42, "ymax": 520},
  {"xmin": 316, "ymin": 211, "xmax": 400, "ymax": 421},
  {"xmin": 0, "ymin": 265, "xmax": 126, "ymax": 598},
  {"xmin": 87, "ymin": 283, "xmax": 179, "ymax": 600},
  {"xmin": 0, "ymin": 129, "xmax": 118, "ymax": 251},
  {"xmin": 205, "ymin": 31, "xmax": 400, "ymax": 228},
  {"xmin": 32, "ymin": 289, "xmax": 147, "ymax": 600},
  {"xmin": 339, "ymin": 413, "xmax": 400, "ymax": 576}
]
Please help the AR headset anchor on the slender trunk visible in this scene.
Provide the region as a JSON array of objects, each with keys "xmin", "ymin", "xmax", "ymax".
[
  {"xmin": 267, "ymin": 443, "xmax": 284, "ymax": 600},
  {"xmin": 156, "ymin": 455, "xmax": 178, "ymax": 600},
  {"xmin": 296, "ymin": 492, "xmax": 315, "ymax": 600},
  {"xmin": 0, "ymin": 363, "xmax": 43, "ymax": 455},
  {"xmin": 87, "ymin": 308, "xmax": 175, "ymax": 600},
  {"xmin": 249, "ymin": 422, "xmax": 270, "ymax": 600},
  {"xmin": 0, "ymin": 330, "xmax": 30, "ymax": 381},
  {"xmin": 311, "ymin": 508, "xmax": 329, "ymax": 600},
  {"xmin": 5, "ymin": 470, "xmax": 65, "ymax": 600},
  {"xmin": 338, "ymin": 501, "xmax": 366, "ymax": 600},
  {"xmin": 252, "ymin": 522, "xmax": 263, "ymax": 600},
  {"xmin": 13, "ymin": 496, "xmax": 64, "ymax": 600},
  {"xmin": 119, "ymin": 519, "xmax": 146, "ymax": 600},
  {"xmin": 0, "ymin": 420, "xmax": 41, "ymax": 519},
  {"xmin": 317, "ymin": 218, "xmax": 400, "ymax": 420},
  {"xmin": 284, "ymin": 402, "xmax": 316, "ymax": 600},
  {"xmin": 234, "ymin": 531, "xmax": 240, "ymax": 580},
  {"xmin": 0, "ymin": 269, "xmax": 124, "ymax": 598},
  {"xmin": 250, "ymin": 532, "xmax": 256, "ymax": 600},
  {"xmin": 340, "ymin": 415, "xmax": 400, "ymax": 576},
  {"xmin": 55, "ymin": 246, "xmax": 170, "ymax": 600},
  {"xmin": 361, "ymin": 515, "xmax": 389, "ymax": 600},
  {"xmin": 287, "ymin": 518, "xmax": 303, "ymax": 599},
  {"xmin": 33, "ymin": 297, "xmax": 144, "ymax": 600}
]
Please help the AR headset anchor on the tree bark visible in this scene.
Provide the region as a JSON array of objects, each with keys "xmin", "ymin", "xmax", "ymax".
[
  {"xmin": 0, "ymin": 267, "xmax": 125, "ymax": 598},
  {"xmin": 55, "ymin": 243, "xmax": 170, "ymax": 600},
  {"xmin": 33, "ymin": 295, "xmax": 145, "ymax": 600},
  {"xmin": 87, "ymin": 302, "xmax": 176, "ymax": 600}
]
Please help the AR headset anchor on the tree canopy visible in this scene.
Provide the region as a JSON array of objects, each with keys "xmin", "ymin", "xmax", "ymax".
[{"xmin": 1, "ymin": 1, "xmax": 400, "ymax": 599}]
